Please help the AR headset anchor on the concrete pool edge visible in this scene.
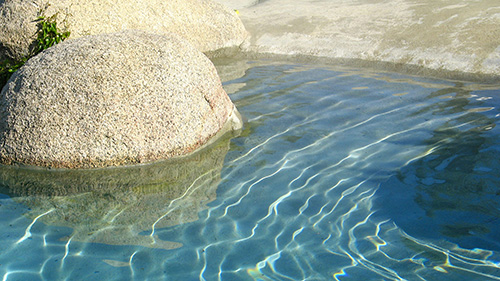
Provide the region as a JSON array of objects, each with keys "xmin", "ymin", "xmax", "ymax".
[
  {"xmin": 221, "ymin": 52, "xmax": 500, "ymax": 84},
  {"xmin": 216, "ymin": 0, "xmax": 500, "ymax": 83}
]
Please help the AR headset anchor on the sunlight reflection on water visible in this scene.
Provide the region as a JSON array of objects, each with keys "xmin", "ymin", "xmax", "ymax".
[{"xmin": 1, "ymin": 60, "xmax": 500, "ymax": 280}]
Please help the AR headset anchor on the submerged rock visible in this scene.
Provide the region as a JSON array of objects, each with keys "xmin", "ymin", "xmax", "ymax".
[
  {"xmin": 0, "ymin": 30, "xmax": 242, "ymax": 169},
  {"xmin": 0, "ymin": 0, "xmax": 247, "ymax": 61},
  {"xmin": 0, "ymin": 130, "xmax": 233, "ymax": 250}
]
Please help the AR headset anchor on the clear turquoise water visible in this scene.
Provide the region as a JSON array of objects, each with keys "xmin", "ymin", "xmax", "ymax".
[{"xmin": 1, "ymin": 61, "xmax": 500, "ymax": 280}]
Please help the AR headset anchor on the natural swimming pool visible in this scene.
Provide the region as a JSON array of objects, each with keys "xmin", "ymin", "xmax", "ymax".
[{"xmin": 0, "ymin": 60, "xmax": 499, "ymax": 280}]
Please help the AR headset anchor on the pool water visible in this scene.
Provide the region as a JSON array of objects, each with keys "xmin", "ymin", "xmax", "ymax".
[{"xmin": 1, "ymin": 60, "xmax": 500, "ymax": 280}]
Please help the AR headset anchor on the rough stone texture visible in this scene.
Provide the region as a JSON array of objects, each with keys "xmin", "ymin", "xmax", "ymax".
[
  {"xmin": 0, "ymin": 132, "xmax": 232, "ymax": 249},
  {"xmin": 0, "ymin": 0, "xmax": 248, "ymax": 61},
  {"xmin": 0, "ymin": 30, "xmax": 242, "ymax": 169},
  {"xmin": 0, "ymin": 0, "xmax": 39, "ymax": 61},
  {"xmin": 218, "ymin": 0, "xmax": 500, "ymax": 77}
]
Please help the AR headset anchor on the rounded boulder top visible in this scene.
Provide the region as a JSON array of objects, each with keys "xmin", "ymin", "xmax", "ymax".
[
  {"xmin": 0, "ymin": 0, "xmax": 248, "ymax": 61},
  {"xmin": 0, "ymin": 30, "xmax": 243, "ymax": 169}
]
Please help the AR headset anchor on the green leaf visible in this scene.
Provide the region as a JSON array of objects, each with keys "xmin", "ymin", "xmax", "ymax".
[{"xmin": 1, "ymin": 14, "xmax": 70, "ymax": 89}]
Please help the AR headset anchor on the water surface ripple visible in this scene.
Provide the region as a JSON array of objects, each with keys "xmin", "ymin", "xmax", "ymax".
[{"xmin": 1, "ymin": 61, "xmax": 500, "ymax": 280}]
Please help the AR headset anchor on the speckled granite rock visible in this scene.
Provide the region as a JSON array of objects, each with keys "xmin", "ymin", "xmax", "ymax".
[
  {"xmin": 0, "ymin": 30, "xmax": 242, "ymax": 169},
  {"xmin": 0, "ymin": 0, "xmax": 247, "ymax": 61}
]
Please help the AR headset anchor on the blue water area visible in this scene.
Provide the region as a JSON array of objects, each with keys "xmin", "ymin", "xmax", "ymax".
[{"xmin": 1, "ymin": 61, "xmax": 500, "ymax": 280}]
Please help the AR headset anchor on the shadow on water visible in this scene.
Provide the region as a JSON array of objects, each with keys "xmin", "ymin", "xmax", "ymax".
[
  {"xmin": 375, "ymin": 83, "xmax": 500, "ymax": 251},
  {"xmin": 0, "ymin": 132, "xmax": 237, "ymax": 250}
]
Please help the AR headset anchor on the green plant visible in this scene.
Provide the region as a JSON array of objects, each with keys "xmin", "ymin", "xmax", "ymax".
[
  {"xmin": 0, "ymin": 14, "xmax": 70, "ymax": 90},
  {"xmin": 36, "ymin": 15, "xmax": 71, "ymax": 53},
  {"xmin": 0, "ymin": 58, "xmax": 26, "ymax": 88}
]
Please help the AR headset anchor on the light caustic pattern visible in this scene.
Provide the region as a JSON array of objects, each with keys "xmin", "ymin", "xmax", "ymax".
[
  {"xmin": 1, "ymin": 62, "xmax": 500, "ymax": 280},
  {"xmin": 190, "ymin": 64, "xmax": 500, "ymax": 281}
]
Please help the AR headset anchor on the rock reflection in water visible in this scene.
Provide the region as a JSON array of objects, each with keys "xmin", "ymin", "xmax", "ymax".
[
  {"xmin": 0, "ymin": 134, "xmax": 235, "ymax": 250},
  {"xmin": 375, "ymin": 83, "xmax": 500, "ymax": 251}
]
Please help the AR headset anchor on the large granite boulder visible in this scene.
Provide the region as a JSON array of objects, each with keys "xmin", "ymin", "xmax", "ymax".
[
  {"xmin": 0, "ymin": 30, "xmax": 243, "ymax": 169},
  {"xmin": 0, "ymin": 0, "xmax": 247, "ymax": 61}
]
